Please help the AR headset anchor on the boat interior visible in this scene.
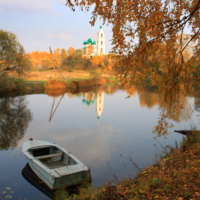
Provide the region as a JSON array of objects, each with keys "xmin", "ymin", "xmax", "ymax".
[{"xmin": 29, "ymin": 146, "xmax": 77, "ymax": 169}]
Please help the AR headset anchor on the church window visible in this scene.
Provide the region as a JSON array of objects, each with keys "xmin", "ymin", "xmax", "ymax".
[
  {"xmin": 101, "ymin": 34, "xmax": 103, "ymax": 38},
  {"xmin": 101, "ymin": 48, "xmax": 103, "ymax": 53},
  {"xmin": 101, "ymin": 41, "xmax": 103, "ymax": 46},
  {"xmin": 99, "ymin": 108, "xmax": 101, "ymax": 111}
]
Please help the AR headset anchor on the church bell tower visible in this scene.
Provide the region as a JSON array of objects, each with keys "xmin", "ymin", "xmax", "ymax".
[{"xmin": 96, "ymin": 26, "xmax": 105, "ymax": 55}]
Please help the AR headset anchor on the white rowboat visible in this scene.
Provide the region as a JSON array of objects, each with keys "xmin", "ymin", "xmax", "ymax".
[{"xmin": 22, "ymin": 139, "xmax": 91, "ymax": 190}]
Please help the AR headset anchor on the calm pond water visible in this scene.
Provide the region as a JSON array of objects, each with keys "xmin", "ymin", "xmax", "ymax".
[{"xmin": 0, "ymin": 85, "xmax": 200, "ymax": 199}]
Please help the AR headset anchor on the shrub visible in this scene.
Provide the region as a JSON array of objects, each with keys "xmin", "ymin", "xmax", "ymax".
[
  {"xmin": 70, "ymin": 81, "xmax": 78, "ymax": 88},
  {"xmin": 45, "ymin": 79, "xmax": 67, "ymax": 90},
  {"xmin": 0, "ymin": 71, "xmax": 25, "ymax": 92},
  {"xmin": 77, "ymin": 80, "xmax": 88, "ymax": 88}
]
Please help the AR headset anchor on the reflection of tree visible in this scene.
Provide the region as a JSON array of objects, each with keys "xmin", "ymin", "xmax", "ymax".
[
  {"xmin": 136, "ymin": 86, "xmax": 159, "ymax": 108},
  {"xmin": 105, "ymin": 86, "xmax": 118, "ymax": 95},
  {"xmin": 0, "ymin": 96, "xmax": 32, "ymax": 150},
  {"xmin": 126, "ymin": 84, "xmax": 192, "ymax": 123},
  {"xmin": 126, "ymin": 83, "xmax": 193, "ymax": 137}
]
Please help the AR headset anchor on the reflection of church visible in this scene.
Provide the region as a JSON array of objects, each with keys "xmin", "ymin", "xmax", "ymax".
[
  {"xmin": 82, "ymin": 91, "xmax": 104, "ymax": 122},
  {"xmin": 96, "ymin": 91, "xmax": 104, "ymax": 119}
]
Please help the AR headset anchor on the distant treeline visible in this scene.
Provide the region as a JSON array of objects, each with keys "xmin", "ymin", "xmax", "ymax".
[{"xmin": 27, "ymin": 47, "xmax": 118, "ymax": 73}]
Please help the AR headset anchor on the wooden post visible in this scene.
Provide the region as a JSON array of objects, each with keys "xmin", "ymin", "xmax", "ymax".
[
  {"xmin": 49, "ymin": 46, "xmax": 66, "ymax": 80},
  {"xmin": 49, "ymin": 47, "xmax": 56, "ymax": 79}
]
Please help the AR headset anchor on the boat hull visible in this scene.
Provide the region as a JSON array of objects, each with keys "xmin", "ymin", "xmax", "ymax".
[{"xmin": 22, "ymin": 140, "xmax": 91, "ymax": 190}]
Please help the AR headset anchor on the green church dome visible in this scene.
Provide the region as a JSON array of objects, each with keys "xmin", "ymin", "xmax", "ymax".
[
  {"xmin": 83, "ymin": 41, "xmax": 87, "ymax": 45},
  {"xmin": 92, "ymin": 40, "xmax": 96, "ymax": 45},
  {"xmin": 100, "ymin": 25, "xmax": 102, "ymax": 29},
  {"xmin": 87, "ymin": 38, "xmax": 93, "ymax": 44}
]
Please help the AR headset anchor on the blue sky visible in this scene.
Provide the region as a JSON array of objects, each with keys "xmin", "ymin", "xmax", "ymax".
[{"xmin": 0, "ymin": 0, "xmax": 113, "ymax": 54}]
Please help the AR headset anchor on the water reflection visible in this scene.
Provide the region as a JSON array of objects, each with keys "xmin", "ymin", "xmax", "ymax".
[
  {"xmin": 83, "ymin": 91, "xmax": 104, "ymax": 122},
  {"xmin": 0, "ymin": 85, "xmax": 199, "ymax": 200},
  {"xmin": 47, "ymin": 85, "xmax": 193, "ymax": 130},
  {"xmin": 48, "ymin": 87, "xmax": 106, "ymax": 124},
  {"xmin": 22, "ymin": 163, "xmax": 55, "ymax": 199},
  {"xmin": 49, "ymin": 94, "xmax": 65, "ymax": 122},
  {"xmin": 126, "ymin": 85, "xmax": 193, "ymax": 123},
  {"xmin": 0, "ymin": 96, "xmax": 32, "ymax": 150}
]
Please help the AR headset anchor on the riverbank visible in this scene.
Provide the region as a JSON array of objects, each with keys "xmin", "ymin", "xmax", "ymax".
[
  {"xmin": 56, "ymin": 131, "xmax": 200, "ymax": 200},
  {"xmin": 0, "ymin": 70, "xmax": 119, "ymax": 95},
  {"xmin": 25, "ymin": 77, "xmax": 119, "ymax": 94}
]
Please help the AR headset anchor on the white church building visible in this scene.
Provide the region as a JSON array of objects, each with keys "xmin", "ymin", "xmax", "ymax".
[{"xmin": 82, "ymin": 26, "xmax": 105, "ymax": 57}]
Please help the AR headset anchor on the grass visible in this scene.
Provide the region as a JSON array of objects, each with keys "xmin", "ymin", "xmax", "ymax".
[
  {"xmin": 55, "ymin": 130, "xmax": 200, "ymax": 200},
  {"xmin": 20, "ymin": 70, "xmax": 112, "ymax": 81}
]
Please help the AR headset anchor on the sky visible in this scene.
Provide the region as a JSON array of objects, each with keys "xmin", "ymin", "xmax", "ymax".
[{"xmin": 0, "ymin": 0, "xmax": 113, "ymax": 54}]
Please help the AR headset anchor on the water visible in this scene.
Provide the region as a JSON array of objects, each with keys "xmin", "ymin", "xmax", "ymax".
[{"xmin": 0, "ymin": 85, "xmax": 199, "ymax": 200}]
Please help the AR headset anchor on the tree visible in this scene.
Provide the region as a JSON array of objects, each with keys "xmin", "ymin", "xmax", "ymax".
[
  {"xmin": 29, "ymin": 59, "xmax": 39, "ymax": 69},
  {"xmin": 75, "ymin": 49, "xmax": 83, "ymax": 59},
  {"xmin": 90, "ymin": 55, "xmax": 100, "ymax": 67},
  {"xmin": 54, "ymin": 48, "xmax": 61, "ymax": 67},
  {"xmin": 0, "ymin": 29, "xmax": 28, "ymax": 71},
  {"xmin": 41, "ymin": 57, "xmax": 51, "ymax": 69},
  {"xmin": 28, "ymin": 51, "xmax": 52, "ymax": 69},
  {"xmin": 61, "ymin": 48, "xmax": 68, "ymax": 64},
  {"xmin": 66, "ymin": 0, "xmax": 200, "ymax": 86},
  {"xmin": 175, "ymin": 34, "xmax": 196, "ymax": 62},
  {"xmin": 66, "ymin": 0, "xmax": 200, "ymax": 137},
  {"xmin": 71, "ymin": 51, "xmax": 77, "ymax": 61},
  {"xmin": 67, "ymin": 47, "xmax": 75, "ymax": 56},
  {"xmin": 70, "ymin": 49, "xmax": 83, "ymax": 61}
]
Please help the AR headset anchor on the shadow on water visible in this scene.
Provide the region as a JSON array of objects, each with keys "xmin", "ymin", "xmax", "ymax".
[
  {"xmin": 0, "ymin": 96, "xmax": 32, "ymax": 150},
  {"xmin": 22, "ymin": 163, "xmax": 91, "ymax": 200}
]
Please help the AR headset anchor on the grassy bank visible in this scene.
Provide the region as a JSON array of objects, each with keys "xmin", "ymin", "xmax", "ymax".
[
  {"xmin": 25, "ymin": 76, "xmax": 118, "ymax": 92},
  {"xmin": 27, "ymin": 77, "xmax": 107, "ymax": 90},
  {"xmin": 55, "ymin": 131, "xmax": 200, "ymax": 200},
  {"xmin": 0, "ymin": 70, "xmax": 119, "ymax": 95}
]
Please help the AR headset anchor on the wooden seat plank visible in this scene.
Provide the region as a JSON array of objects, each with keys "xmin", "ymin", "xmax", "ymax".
[{"xmin": 36, "ymin": 153, "xmax": 63, "ymax": 160}]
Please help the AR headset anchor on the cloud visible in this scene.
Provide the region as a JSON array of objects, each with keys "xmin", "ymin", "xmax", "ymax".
[
  {"xmin": 48, "ymin": 34, "xmax": 54, "ymax": 38},
  {"xmin": 0, "ymin": 0, "xmax": 64, "ymax": 14},
  {"xmin": 58, "ymin": 33, "xmax": 73, "ymax": 39}
]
